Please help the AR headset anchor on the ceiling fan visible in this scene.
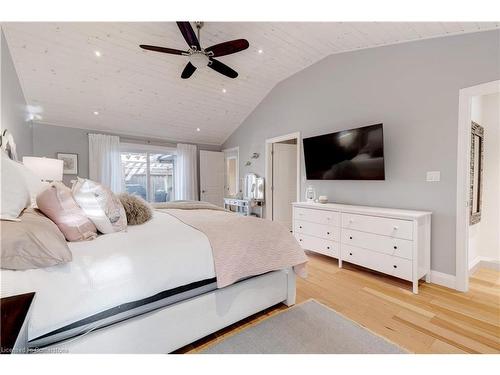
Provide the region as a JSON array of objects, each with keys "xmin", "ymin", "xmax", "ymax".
[{"xmin": 140, "ymin": 22, "xmax": 249, "ymax": 79}]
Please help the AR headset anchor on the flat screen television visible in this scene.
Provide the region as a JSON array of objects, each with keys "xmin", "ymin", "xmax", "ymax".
[{"xmin": 303, "ymin": 123, "xmax": 385, "ymax": 180}]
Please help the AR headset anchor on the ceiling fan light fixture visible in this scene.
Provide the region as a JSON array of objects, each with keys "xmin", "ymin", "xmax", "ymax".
[{"xmin": 189, "ymin": 52, "xmax": 209, "ymax": 68}]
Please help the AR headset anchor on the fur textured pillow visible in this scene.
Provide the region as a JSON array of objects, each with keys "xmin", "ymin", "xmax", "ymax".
[{"xmin": 118, "ymin": 193, "xmax": 153, "ymax": 225}]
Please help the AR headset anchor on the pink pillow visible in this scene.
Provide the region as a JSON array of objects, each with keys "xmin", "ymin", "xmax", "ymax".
[{"xmin": 36, "ymin": 182, "xmax": 97, "ymax": 242}]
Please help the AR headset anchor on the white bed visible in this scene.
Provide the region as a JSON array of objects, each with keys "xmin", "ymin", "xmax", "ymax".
[{"xmin": 1, "ymin": 211, "xmax": 296, "ymax": 353}]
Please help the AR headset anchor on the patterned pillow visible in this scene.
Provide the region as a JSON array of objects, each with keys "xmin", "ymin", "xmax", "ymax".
[
  {"xmin": 36, "ymin": 182, "xmax": 97, "ymax": 241},
  {"xmin": 71, "ymin": 178, "xmax": 127, "ymax": 234}
]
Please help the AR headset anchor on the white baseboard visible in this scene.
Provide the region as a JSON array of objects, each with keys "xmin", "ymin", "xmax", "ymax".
[
  {"xmin": 470, "ymin": 257, "xmax": 500, "ymax": 273},
  {"xmin": 429, "ymin": 270, "xmax": 456, "ymax": 289}
]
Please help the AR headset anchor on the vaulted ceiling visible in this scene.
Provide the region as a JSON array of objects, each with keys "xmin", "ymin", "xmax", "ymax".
[{"xmin": 3, "ymin": 22, "xmax": 499, "ymax": 145}]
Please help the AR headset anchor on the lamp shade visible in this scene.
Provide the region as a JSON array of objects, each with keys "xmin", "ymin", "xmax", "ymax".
[{"xmin": 22, "ymin": 157, "xmax": 63, "ymax": 181}]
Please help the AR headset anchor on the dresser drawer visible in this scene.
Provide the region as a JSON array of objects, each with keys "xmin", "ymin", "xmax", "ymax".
[
  {"xmin": 294, "ymin": 233, "xmax": 339, "ymax": 258},
  {"xmin": 342, "ymin": 245, "xmax": 412, "ymax": 281},
  {"xmin": 294, "ymin": 220, "xmax": 337, "ymax": 241},
  {"xmin": 341, "ymin": 213, "xmax": 413, "ymax": 240},
  {"xmin": 294, "ymin": 207, "xmax": 340, "ymax": 226},
  {"xmin": 341, "ymin": 229, "xmax": 413, "ymax": 260}
]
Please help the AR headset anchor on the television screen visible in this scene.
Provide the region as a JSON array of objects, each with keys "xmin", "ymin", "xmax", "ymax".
[{"xmin": 303, "ymin": 123, "xmax": 385, "ymax": 180}]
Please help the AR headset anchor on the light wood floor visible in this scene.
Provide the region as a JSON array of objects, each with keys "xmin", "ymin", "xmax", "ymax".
[{"xmin": 176, "ymin": 252, "xmax": 500, "ymax": 354}]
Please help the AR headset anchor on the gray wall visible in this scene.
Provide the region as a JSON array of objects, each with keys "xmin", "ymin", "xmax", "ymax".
[
  {"xmin": 223, "ymin": 30, "xmax": 500, "ymax": 276},
  {"xmin": 33, "ymin": 122, "xmax": 221, "ymax": 186},
  {"xmin": 1, "ymin": 29, "xmax": 32, "ymax": 158}
]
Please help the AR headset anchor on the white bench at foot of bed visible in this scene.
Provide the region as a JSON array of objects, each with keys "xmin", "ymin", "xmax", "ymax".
[{"xmin": 40, "ymin": 268, "xmax": 295, "ymax": 354}]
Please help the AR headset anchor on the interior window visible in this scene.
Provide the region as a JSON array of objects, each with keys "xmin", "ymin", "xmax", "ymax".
[{"xmin": 121, "ymin": 148, "xmax": 176, "ymax": 202}]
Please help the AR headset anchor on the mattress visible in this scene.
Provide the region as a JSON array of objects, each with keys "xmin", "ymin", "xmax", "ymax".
[{"xmin": 0, "ymin": 211, "xmax": 216, "ymax": 345}]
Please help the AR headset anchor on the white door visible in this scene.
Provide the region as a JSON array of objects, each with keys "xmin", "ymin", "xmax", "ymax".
[
  {"xmin": 272, "ymin": 143, "xmax": 297, "ymax": 230},
  {"xmin": 200, "ymin": 150, "xmax": 225, "ymax": 207}
]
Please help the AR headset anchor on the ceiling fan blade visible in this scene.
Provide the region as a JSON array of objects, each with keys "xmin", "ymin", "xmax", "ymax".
[
  {"xmin": 140, "ymin": 45, "xmax": 187, "ymax": 55},
  {"xmin": 208, "ymin": 58, "xmax": 238, "ymax": 79},
  {"xmin": 205, "ymin": 39, "xmax": 249, "ymax": 57},
  {"xmin": 181, "ymin": 62, "xmax": 197, "ymax": 79},
  {"xmin": 176, "ymin": 22, "xmax": 200, "ymax": 50}
]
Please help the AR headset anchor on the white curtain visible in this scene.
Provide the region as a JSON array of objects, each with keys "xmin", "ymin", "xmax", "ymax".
[
  {"xmin": 88, "ymin": 133, "xmax": 123, "ymax": 192},
  {"xmin": 175, "ymin": 143, "xmax": 198, "ymax": 201}
]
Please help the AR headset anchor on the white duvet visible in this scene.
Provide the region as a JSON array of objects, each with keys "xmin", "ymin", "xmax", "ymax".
[{"xmin": 0, "ymin": 212, "xmax": 215, "ymax": 340}]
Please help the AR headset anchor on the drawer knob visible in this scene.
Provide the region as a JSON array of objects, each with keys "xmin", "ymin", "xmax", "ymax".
[
  {"xmin": 393, "ymin": 245, "xmax": 398, "ymax": 250},
  {"xmin": 299, "ymin": 226, "xmax": 302, "ymax": 229},
  {"xmin": 349, "ymin": 252, "xmax": 353, "ymax": 256},
  {"xmin": 327, "ymin": 232, "xmax": 330, "ymax": 235},
  {"xmin": 393, "ymin": 265, "xmax": 397, "ymax": 268},
  {"xmin": 327, "ymin": 246, "xmax": 330, "ymax": 249},
  {"xmin": 349, "ymin": 236, "xmax": 353, "ymax": 240},
  {"xmin": 393, "ymin": 226, "xmax": 399, "ymax": 230},
  {"xmin": 299, "ymin": 239, "xmax": 302, "ymax": 242}
]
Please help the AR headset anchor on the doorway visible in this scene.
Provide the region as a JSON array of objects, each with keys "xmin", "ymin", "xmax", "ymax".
[
  {"xmin": 265, "ymin": 132, "xmax": 301, "ymax": 230},
  {"xmin": 223, "ymin": 146, "xmax": 239, "ymax": 198},
  {"xmin": 199, "ymin": 150, "xmax": 225, "ymax": 207},
  {"xmin": 456, "ymin": 80, "xmax": 500, "ymax": 292}
]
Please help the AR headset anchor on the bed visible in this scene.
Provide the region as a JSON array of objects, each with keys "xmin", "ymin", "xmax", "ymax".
[{"xmin": 1, "ymin": 208, "xmax": 303, "ymax": 353}]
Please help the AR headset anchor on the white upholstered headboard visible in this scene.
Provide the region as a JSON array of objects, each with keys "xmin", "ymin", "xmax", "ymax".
[{"xmin": 0, "ymin": 129, "xmax": 18, "ymax": 161}]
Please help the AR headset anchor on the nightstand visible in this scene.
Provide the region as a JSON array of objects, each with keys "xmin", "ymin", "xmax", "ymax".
[{"xmin": 1, "ymin": 292, "xmax": 35, "ymax": 354}]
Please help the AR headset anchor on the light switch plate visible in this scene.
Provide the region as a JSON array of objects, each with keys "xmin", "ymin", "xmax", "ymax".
[{"xmin": 426, "ymin": 171, "xmax": 441, "ymax": 182}]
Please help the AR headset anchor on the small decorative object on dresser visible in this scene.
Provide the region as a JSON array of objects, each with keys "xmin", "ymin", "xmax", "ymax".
[
  {"xmin": 0, "ymin": 292, "xmax": 35, "ymax": 354},
  {"xmin": 292, "ymin": 202, "xmax": 431, "ymax": 294},
  {"xmin": 318, "ymin": 195, "xmax": 328, "ymax": 204},
  {"xmin": 57, "ymin": 152, "xmax": 78, "ymax": 174}
]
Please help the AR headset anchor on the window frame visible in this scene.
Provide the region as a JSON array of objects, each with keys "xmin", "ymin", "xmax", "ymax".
[{"xmin": 120, "ymin": 143, "xmax": 177, "ymax": 202}]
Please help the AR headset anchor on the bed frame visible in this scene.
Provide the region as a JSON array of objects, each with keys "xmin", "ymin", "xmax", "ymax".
[{"xmin": 41, "ymin": 269, "xmax": 296, "ymax": 353}]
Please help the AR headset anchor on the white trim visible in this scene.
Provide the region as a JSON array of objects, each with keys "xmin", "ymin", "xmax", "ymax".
[
  {"xmin": 455, "ymin": 80, "xmax": 500, "ymax": 292},
  {"xmin": 469, "ymin": 257, "xmax": 500, "ymax": 274},
  {"xmin": 430, "ymin": 270, "xmax": 456, "ymax": 290},
  {"xmin": 265, "ymin": 132, "xmax": 301, "ymax": 220},
  {"xmin": 120, "ymin": 142, "xmax": 177, "ymax": 154}
]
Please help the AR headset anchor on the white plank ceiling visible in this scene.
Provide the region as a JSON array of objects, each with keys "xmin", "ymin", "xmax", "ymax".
[{"xmin": 2, "ymin": 22, "xmax": 499, "ymax": 145}]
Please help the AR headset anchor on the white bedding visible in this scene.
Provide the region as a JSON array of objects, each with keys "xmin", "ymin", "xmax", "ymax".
[{"xmin": 0, "ymin": 212, "xmax": 215, "ymax": 340}]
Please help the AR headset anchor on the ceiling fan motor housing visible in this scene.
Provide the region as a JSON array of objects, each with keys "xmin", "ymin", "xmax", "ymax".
[{"xmin": 189, "ymin": 51, "xmax": 210, "ymax": 68}]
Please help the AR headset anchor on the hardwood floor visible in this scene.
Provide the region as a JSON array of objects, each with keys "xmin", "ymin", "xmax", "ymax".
[{"xmin": 176, "ymin": 252, "xmax": 500, "ymax": 354}]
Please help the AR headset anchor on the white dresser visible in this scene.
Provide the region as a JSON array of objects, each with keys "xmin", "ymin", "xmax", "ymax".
[{"xmin": 292, "ymin": 202, "xmax": 431, "ymax": 293}]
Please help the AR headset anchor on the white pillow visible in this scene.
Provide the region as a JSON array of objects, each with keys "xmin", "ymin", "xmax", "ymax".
[
  {"xmin": 17, "ymin": 163, "xmax": 45, "ymax": 208},
  {"xmin": 0, "ymin": 152, "xmax": 30, "ymax": 221},
  {"xmin": 71, "ymin": 177, "xmax": 127, "ymax": 234}
]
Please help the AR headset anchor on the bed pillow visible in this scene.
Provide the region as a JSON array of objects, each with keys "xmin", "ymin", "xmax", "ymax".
[
  {"xmin": 0, "ymin": 151, "xmax": 30, "ymax": 221},
  {"xmin": 1, "ymin": 208, "xmax": 72, "ymax": 270},
  {"xmin": 36, "ymin": 182, "xmax": 98, "ymax": 241},
  {"xmin": 17, "ymin": 162, "xmax": 45, "ymax": 208},
  {"xmin": 118, "ymin": 193, "xmax": 153, "ymax": 225},
  {"xmin": 71, "ymin": 177, "xmax": 127, "ymax": 233}
]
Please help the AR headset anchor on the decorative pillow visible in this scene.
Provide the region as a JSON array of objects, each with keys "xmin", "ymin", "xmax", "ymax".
[
  {"xmin": 36, "ymin": 182, "xmax": 98, "ymax": 241},
  {"xmin": 0, "ymin": 151, "xmax": 30, "ymax": 221},
  {"xmin": 71, "ymin": 178, "xmax": 127, "ymax": 233},
  {"xmin": 118, "ymin": 193, "xmax": 153, "ymax": 225},
  {"xmin": 1, "ymin": 208, "xmax": 72, "ymax": 270},
  {"xmin": 17, "ymin": 162, "xmax": 45, "ymax": 208}
]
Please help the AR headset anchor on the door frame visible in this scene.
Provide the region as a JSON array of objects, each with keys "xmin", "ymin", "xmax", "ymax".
[
  {"xmin": 265, "ymin": 132, "xmax": 301, "ymax": 220},
  {"xmin": 455, "ymin": 79, "xmax": 500, "ymax": 292},
  {"xmin": 222, "ymin": 146, "xmax": 240, "ymax": 197}
]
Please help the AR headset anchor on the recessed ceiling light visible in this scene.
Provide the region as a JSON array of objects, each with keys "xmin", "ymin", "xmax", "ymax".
[
  {"xmin": 93, "ymin": 111, "xmax": 99, "ymax": 115},
  {"xmin": 94, "ymin": 51, "xmax": 102, "ymax": 57},
  {"xmin": 258, "ymin": 49, "xmax": 263, "ymax": 54},
  {"xmin": 196, "ymin": 128, "xmax": 201, "ymax": 132},
  {"xmin": 222, "ymin": 88, "xmax": 227, "ymax": 93}
]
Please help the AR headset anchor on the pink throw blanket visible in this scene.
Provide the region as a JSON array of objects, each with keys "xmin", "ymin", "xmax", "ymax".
[{"xmin": 159, "ymin": 208, "xmax": 307, "ymax": 288}]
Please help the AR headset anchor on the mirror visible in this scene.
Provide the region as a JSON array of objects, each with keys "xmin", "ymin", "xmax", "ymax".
[
  {"xmin": 469, "ymin": 121, "xmax": 484, "ymax": 225},
  {"xmin": 244, "ymin": 173, "xmax": 257, "ymax": 200}
]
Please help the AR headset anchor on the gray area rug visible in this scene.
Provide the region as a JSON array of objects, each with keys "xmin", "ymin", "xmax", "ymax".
[{"xmin": 202, "ymin": 300, "xmax": 406, "ymax": 354}]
